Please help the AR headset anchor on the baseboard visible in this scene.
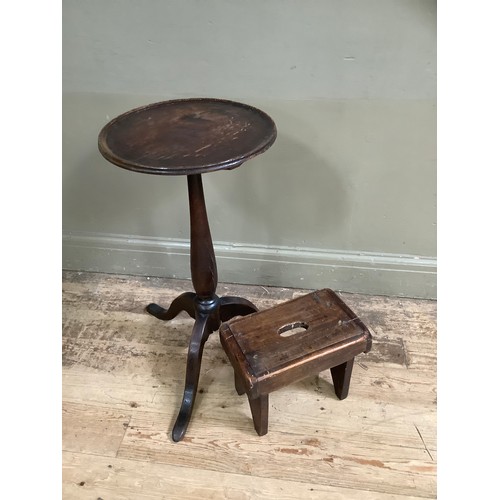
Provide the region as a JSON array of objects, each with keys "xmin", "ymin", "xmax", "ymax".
[{"xmin": 62, "ymin": 231, "xmax": 436, "ymax": 299}]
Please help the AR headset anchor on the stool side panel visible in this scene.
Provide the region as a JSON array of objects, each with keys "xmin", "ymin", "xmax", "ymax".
[
  {"xmin": 236, "ymin": 322, "xmax": 368, "ymax": 375},
  {"xmin": 219, "ymin": 324, "xmax": 259, "ymax": 395},
  {"xmin": 251, "ymin": 334, "xmax": 370, "ymax": 396}
]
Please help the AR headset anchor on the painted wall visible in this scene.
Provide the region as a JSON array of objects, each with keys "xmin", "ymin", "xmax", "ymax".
[{"xmin": 62, "ymin": 0, "xmax": 436, "ymax": 298}]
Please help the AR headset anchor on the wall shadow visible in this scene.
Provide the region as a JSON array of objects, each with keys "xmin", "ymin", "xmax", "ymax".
[{"xmin": 208, "ymin": 130, "xmax": 352, "ymax": 249}]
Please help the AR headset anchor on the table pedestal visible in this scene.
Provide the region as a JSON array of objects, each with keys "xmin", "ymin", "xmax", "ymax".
[
  {"xmin": 146, "ymin": 173, "xmax": 257, "ymax": 441},
  {"xmin": 98, "ymin": 98, "xmax": 277, "ymax": 442}
]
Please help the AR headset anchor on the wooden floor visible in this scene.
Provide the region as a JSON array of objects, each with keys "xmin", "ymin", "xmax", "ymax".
[{"xmin": 62, "ymin": 271, "xmax": 437, "ymax": 499}]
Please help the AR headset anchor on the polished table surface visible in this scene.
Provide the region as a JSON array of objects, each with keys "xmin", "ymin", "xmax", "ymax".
[
  {"xmin": 98, "ymin": 98, "xmax": 276, "ymax": 175},
  {"xmin": 98, "ymin": 98, "xmax": 277, "ymax": 442}
]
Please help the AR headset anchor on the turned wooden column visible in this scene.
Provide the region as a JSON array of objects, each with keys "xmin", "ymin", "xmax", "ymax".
[{"xmin": 188, "ymin": 174, "xmax": 217, "ymax": 300}]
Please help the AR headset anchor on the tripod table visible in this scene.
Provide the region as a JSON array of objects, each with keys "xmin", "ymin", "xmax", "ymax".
[{"xmin": 98, "ymin": 98, "xmax": 277, "ymax": 441}]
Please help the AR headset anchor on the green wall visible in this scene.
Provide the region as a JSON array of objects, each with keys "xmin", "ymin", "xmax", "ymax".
[{"xmin": 62, "ymin": 0, "xmax": 436, "ymax": 298}]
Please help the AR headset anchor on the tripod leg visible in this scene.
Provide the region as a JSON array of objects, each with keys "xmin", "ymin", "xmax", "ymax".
[
  {"xmin": 146, "ymin": 292, "xmax": 196, "ymax": 320},
  {"xmin": 171, "ymin": 310, "xmax": 211, "ymax": 442},
  {"xmin": 219, "ymin": 296, "xmax": 258, "ymax": 322}
]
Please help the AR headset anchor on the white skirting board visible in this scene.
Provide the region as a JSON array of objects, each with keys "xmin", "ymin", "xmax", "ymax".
[{"xmin": 62, "ymin": 231, "xmax": 436, "ymax": 299}]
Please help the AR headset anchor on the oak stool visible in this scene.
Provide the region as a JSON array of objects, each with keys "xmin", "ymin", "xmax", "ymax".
[{"xmin": 219, "ymin": 288, "xmax": 372, "ymax": 436}]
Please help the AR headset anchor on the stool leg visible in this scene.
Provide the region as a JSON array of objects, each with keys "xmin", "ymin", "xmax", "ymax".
[
  {"xmin": 248, "ymin": 394, "xmax": 269, "ymax": 436},
  {"xmin": 234, "ymin": 372, "xmax": 246, "ymax": 396},
  {"xmin": 330, "ymin": 358, "xmax": 354, "ymax": 400}
]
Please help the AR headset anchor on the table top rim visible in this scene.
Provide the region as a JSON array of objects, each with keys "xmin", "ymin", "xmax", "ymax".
[{"xmin": 98, "ymin": 97, "xmax": 277, "ymax": 176}]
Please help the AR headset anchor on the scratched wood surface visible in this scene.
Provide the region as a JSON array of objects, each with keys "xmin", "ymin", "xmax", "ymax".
[{"xmin": 62, "ymin": 271, "xmax": 436, "ymax": 499}]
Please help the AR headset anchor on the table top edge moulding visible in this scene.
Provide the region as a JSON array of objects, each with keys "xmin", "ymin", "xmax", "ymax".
[{"xmin": 97, "ymin": 97, "xmax": 277, "ymax": 176}]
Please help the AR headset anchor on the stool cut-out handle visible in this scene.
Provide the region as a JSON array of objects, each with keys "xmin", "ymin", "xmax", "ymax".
[{"xmin": 278, "ymin": 321, "xmax": 309, "ymax": 337}]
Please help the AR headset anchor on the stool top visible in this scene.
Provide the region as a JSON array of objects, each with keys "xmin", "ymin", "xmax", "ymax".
[{"xmin": 98, "ymin": 98, "xmax": 277, "ymax": 176}]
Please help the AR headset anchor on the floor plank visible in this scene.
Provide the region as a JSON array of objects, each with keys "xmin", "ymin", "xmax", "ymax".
[
  {"xmin": 62, "ymin": 401, "xmax": 131, "ymax": 457},
  {"xmin": 63, "ymin": 451, "xmax": 427, "ymax": 500}
]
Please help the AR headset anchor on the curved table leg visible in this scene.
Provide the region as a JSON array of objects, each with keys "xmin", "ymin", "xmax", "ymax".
[
  {"xmin": 147, "ymin": 292, "xmax": 257, "ymax": 441},
  {"xmin": 219, "ymin": 296, "xmax": 258, "ymax": 322},
  {"xmin": 171, "ymin": 309, "xmax": 211, "ymax": 442},
  {"xmin": 146, "ymin": 292, "xmax": 197, "ymax": 321}
]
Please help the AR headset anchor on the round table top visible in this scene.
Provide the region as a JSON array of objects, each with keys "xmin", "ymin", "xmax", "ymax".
[{"xmin": 98, "ymin": 98, "xmax": 277, "ymax": 175}]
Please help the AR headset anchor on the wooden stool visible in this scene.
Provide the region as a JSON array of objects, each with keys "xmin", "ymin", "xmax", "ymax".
[{"xmin": 219, "ymin": 288, "xmax": 372, "ymax": 436}]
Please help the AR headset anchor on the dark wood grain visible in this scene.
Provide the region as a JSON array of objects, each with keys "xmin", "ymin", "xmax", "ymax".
[
  {"xmin": 188, "ymin": 174, "xmax": 217, "ymax": 299},
  {"xmin": 98, "ymin": 98, "xmax": 277, "ymax": 176},
  {"xmin": 219, "ymin": 289, "xmax": 372, "ymax": 435}
]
